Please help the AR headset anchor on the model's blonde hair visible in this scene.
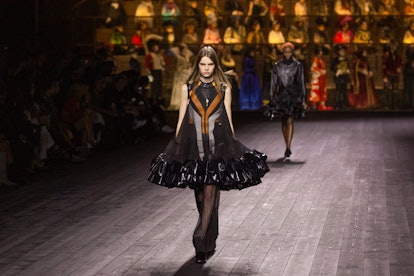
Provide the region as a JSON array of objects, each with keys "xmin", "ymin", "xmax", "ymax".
[{"xmin": 186, "ymin": 45, "xmax": 231, "ymax": 89}]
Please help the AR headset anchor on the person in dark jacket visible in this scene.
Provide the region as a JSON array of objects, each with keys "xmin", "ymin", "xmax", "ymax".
[{"xmin": 267, "ymin": 42, "xmax": 308, "ymax": 158}]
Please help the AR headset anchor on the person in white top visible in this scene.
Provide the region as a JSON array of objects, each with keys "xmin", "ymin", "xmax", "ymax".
[
  {"xmin": 268, "ymin": 20, "xmax": 285, "ymax": 52},
  {"xmin": 135, "ymin": 0, "xmax": 155, "ymax": 29}
]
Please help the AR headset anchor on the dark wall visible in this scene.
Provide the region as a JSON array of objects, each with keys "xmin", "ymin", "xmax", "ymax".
[
  {"xmin": 0, "ymin": 0, "xmax": 36, "ymax": 49},
  {"xmin": 0, "ymin": 0, "xmax": 97, "ymax": 51}
]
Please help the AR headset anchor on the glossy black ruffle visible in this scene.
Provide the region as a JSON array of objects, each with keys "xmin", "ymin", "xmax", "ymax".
[
  {"xmin": 147, "ymin": 150, "xmax": 269, "ymax": 190},
  {"xmin": 263, "ymin": 102, "xmax": 308, "ymax": 120}
]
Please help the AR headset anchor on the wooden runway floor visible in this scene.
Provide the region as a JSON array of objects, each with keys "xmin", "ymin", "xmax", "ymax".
[{"xmin": 1, "ymin": 111, "xmax": 414, "ymax": 276}]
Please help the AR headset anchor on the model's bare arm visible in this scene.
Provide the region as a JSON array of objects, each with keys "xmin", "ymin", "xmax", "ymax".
[{"xmin": 224, "ymin": 86, "xmax": 235, "ymax": 135}]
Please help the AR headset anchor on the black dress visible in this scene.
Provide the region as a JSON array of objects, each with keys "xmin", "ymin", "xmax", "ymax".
[
  {"xmin": 147, "ymin": 81, "xmax": 269, "ymax": 190},
  {"xmin": 265, "ymin": 57, "xmax": 308, "ymax": 119}
]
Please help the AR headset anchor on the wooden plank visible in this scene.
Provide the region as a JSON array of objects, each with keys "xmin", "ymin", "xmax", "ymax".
[{"xmin": 0, "ymin": 112, "xmax": 413, "ymax": 275}]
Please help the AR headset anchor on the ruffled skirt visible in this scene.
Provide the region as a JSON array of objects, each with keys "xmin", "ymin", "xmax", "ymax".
[
  {"xmin": 264, "ymin": 91, "xmax": 308, "ymax": 120},
  {"xmin": 147, "ymin": 108, "xmax": 269, "ymax": 190}
]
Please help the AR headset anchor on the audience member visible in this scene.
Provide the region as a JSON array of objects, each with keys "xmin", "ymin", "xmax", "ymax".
[
  {"xmin": 223, "ymin": 16, "xmax": 246, "ymax": 55},
  {"xmin": 268, "ymin": 20, "xmax": 285, "ymax": 52},
  {"xmin": 224, "ymin": 0, "xmax": 244, "ymax": 17},
  {"xmin": 0, "ymin": 133, "xmax": 17, "ymax": 186},
  {"xmin": 313, "ymin": 17, "xmax": 331, "ymax": 51},
  {"xmin": 331, "ymin": 45, "xmax": 352, "ymax": 109},
  {"xmin": 262, "ymin": 46, "xmax": 278, "ymax": 104},
  {"xmin": 245, "ymin": 0, "xmax": 268, "ymax": 28},
  {"xmin": 353, "ymin": 18, "xmax": 373, "ymax": 45},
  {"xmin": 181, "ymin": 19, "xmax": 200, "ymax": 53},
  {"xmin": 246, "ymin": 20, "xmax": 266, "ymax": 54},
  {"xmin": 287, "ymin": 18, "xmax": 309, "ymax": 45},
  {"xmin": 204, "ymin": 0, "xmax": 223, "ymax": 27},
  {"xmin": 269, "ymin": 0, "xmax": 285, "ymax": 27},
  {"xmin": 294, "ymin": 0, "xmax": 308, "ymax": 29},
  {"xmin": 135, "ymin": 0, "xmax": 155, "ymax": 29},
  {"xmin": 403, "ymin": 53, "xmax": 414, "ymax": 109},
  {"xmin": 202, "ymin": 19, "xmax": 223, "ymax": 54},
  {"xmin": 145, "ymin": 39, "xmax": 169, "ymax": 99},
  {"xmin": 333, "ymin": 16, "xmax": 354, "ymax": 46},
  {"xmin": 162, "ymin": 0, "xmax": 181, "ymax": 26},
  {"xmin": 168, "ymin": 43, "xmax": 193, "ymax": 110},
  {"xmin": 110, "ymin": 26, "xmax": 128, "ymax": 55},
  {"xmin": 186, "ymin": 1, "xmax": 202, "ymax": 27},
  {"xmin": 349, "ymin": 47, "xmax": 379, "ymax": 109},
  {"xmin": 239, "ymin": 47, "xmax": 263, "ymax": 110},
  {"xmin": 382, "ymin": 40, "xmax": 403, "ymax": 109},
  {"xmin": 60, "ymin": 81, "xmax": 97, "ymax": 151},
  {"xmin": 105, "ymin": 0, "xmax": 127, "ymax": 28},
  {"xmin": 309, "ymin": 45, "xmax": 333, "ymax": 110},
  {"xmin": 404, "ymin": 0, "xmax": 414, "ymax": 27},
  {"xmin": 220, "ymin": 46, "xmax": 240, "ymax": 110}
]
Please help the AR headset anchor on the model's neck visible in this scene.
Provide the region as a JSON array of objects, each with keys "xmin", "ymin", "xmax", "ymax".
[{"xmin": 200, "ymin": 76, "xmax": 213, "ymax": 83}]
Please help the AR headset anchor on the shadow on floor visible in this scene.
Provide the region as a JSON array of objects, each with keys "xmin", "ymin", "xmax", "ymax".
[{"xmin": 267, "ymin": 158, "xmax": 306, "ymax": 167}]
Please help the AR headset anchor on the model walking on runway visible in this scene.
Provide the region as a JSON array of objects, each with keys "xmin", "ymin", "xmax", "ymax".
[
  {"xmin": 266, "ymin": 42, "xmax": 308, "ymax": 158},
  {"xmin": 147, "ymin": 45, "xmax": 269, "ymax": 264}
]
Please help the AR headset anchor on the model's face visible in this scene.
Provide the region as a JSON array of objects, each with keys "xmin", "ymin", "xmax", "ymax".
[
  {"xmin": 283, "ymin": 47, "xmax": 293, "ymax": 59},
  {"xmin": 199, "ymin": 56, "xmax": 215, "ymax": 78}
]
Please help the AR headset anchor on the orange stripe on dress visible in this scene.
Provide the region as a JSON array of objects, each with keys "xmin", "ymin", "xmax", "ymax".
[{"xmin": 189, "ymin": 81, "xmax": 222, "ymax": 134}]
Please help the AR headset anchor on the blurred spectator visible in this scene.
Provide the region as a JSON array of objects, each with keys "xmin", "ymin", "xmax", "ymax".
[
  {"xmin": 262, "ymin": 46, "xmax": 278, "ymax": 104},
  {"xmin": 334, "ymin": 0, "xmax": 353, "ymax": 17},
  {"xmin": 378, "ymin": 0, "xmax": 399, "ymax": 16},
  {"xmin": 403, "ymin": 53, "xmax": 414, "ymax": 109},
  {"xmin": 239, "ymin": 47, "xmax": 263, "ymax": 110},
  {"xmin": 162, "ymin": 0, "xmax": 181, "ymax": 26},
  {"xmin": 110, "ymin": 26, "xmax": 128, "ymax": 55},
  {"xmin": 145, "ymin": 39, "xmax": 169, "ymax": 99},
  {"xmin": 403, "ymin": 0, "xmax": 414, "ymax": 27},
  {"xmin": 224, "ymin": 0, "xmax": 244, "ymax": 17},
  {"xmin": 203, "ymin": 19, "xmax": 223, "ymax": 54},
  {"xmin": 382, "ymin": 40, "xmax": 403, "ymax": 109},
  {"xmin": 269, "ymin": 0, "xmax": 285, "ymax": 27},
  {"xmin": 131, "ymin": 23, "xmax": 146, "ymax": 55},
  {"xmin": 246, "ymin": 20, "xmax": 266, "ymax": 54},
  {"xmin": 186, "ymin": 1, "xmax": 202, "ymax": 27},
  {"xmin": 60, "ymin": 81, "xmax": 97, "ymax": 151},
  {"xmin": 105, "ymin": 0, "xmax": 127, "ymax": 28},
  {"xmin": 204, "ymin": 0, "xmax": 223, "ymax": 27},
  {"xmin": 349, "ymin": 47, "xmax": 379, "ymax": 109},
  {"xmin": 245, "ymin": 0, "xmax": 268, "ymax": 28},
  {"xmin": 403, "ymin": 21, "xmax": 414, "ymax": 76},
  {"xmin": 313, "ymin": 17, "xmax": 331, "ymax": 51},
  {"xmin": 169, "ymin": 43, "xmax": 193, "ymax": 110},
  {"xmin": 181, "ymin": 19, "xmax": 200, "ymax": 53},
  {"xmin": 220, "ymin": 46, "xmax": 240, "ymax": 110},
  {"xmin": 268, "ymin": 20, "xmax": 285, "ymax": 52},
  {"xmin": 309, "ymin": 46, "xmax": 333, "ymax": 110},
  {"xmin": 223, "ymin": 15, "xmax": 246, "ymax": 55},
  {"xmin": 294, "ymin": 0, "xmax": 308, "ymax": 29},
  {"xmin": 333, "ymin": 16, "xmax": 354, "ymax": 46},
  {"xmin": 353, "ymin": 18, "xmax": 373, "ymax": 45},
  {"xmin": 331, "ymin": 45, "xmax": 352, "ymax": 109},
  {"xmin": 135, "ymin": 0, "xmax": 155, "ymax": 29},
  {"xmin": 287, "ymin": 18, "xmax": 309, "ymax": 45},
  {"xmin": 354, "ymin": 0, "xmax": 377, "ymax": 16},
  {"xmin": 0, "ymin": 133, "xmax": 17, "ymax": 186}
]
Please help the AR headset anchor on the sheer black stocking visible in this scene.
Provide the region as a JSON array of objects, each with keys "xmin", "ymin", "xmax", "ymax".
[{"xmin": 193, "ymin": 184, "xmax": 219, "ymax": 253}]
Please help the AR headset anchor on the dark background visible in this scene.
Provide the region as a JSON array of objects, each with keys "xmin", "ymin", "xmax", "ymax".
[{"xmin": 0, "ymin": 0, "xmax": 97, "ymax": 51}]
